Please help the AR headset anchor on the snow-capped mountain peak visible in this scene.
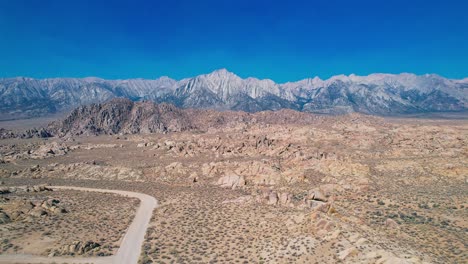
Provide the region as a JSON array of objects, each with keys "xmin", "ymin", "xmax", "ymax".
[{"xmin": 0, "ymin": 70, "xmax": 466, "ymax": 120}]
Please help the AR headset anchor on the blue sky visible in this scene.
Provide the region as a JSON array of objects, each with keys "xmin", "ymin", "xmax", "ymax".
[{"xmin": 0, "ymin": 0, "xmax": 467, "ymax": 82}]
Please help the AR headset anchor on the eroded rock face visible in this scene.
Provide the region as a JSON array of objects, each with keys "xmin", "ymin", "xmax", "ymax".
[
  {"xmin": 46, "ymin": 99, "xmax": 195, "ymax": 137},
  {"xmin": 9, "ymin": 98, "xmax": 325, "ymax": 138},
  {"xmin": 309, "ymin": 210, "xmax": 338, "ymax": 239},
  {"xmin": 216, "ymin": 173, "xmax": 246, "ymax": 189},
  {"xmin": 306, "ymin": 189, "xmax": 328, "ymax": 202},
  {"xmin": 254, "ymin": 189, "xmax": 294, "ymax": 207},
  {"xmin": 278, "ymin": 192, "xmax": 292, "ymax": 206}
]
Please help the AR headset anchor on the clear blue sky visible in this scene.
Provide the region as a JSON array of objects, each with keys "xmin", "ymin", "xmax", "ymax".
[{"xmin": 0, "ymin": 0, "xmax": 467, "ymax": 82}]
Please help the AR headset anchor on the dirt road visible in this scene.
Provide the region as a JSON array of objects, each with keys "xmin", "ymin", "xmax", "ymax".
[{"xmin": 0, "ymin": 186, "xmax": 158, "ymax": 264}]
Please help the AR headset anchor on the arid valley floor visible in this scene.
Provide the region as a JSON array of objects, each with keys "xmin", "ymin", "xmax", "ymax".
[{"xmin": 0, "ymin": 112, "xmax": 467, "ymax": 264}]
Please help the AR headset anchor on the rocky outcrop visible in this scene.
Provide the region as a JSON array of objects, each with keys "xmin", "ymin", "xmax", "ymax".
[
  {"xmin": 0, "ymin": 195, "xmax": 67, "ymax": 224},
  {"xmin": 1, "ymin": 185, "xmax": 52, "ymax": 193},
  {"xmin": 0, "ymin": 128, "xmax": 52, "ymax": 139},
  {"xmin": 54, "ymin": 241, "xmax": 101, "ymax": 256},
  {"xmin": 0, "ymin": 211, "xmax": 11, "ymax": 224},
  {"xmin": 0, "ymin": 187, "xmax": 10, "ymax": 194},
  {"xmin": 38, "ymin": 98, "xmax": 324, "ymax": 137},
  {"xmin": 40, "ymin": 198, "xmax": 68, "ymax": 214},
  {"xmin": 310, "ymin": 210, "xmax": 337, "ymax": 236},
  {"xmin": 30, "ymin": 142, "xmax": 69, "ymax": 159},
  {"xmin": 216, "ymin": 173, "xmax": 246, "ymax": 189},
  {"xmin": 29, "ymin": 208, "xmax": 48, "ymax": 217},
  {"xmin": 256, "ymin": 189, "xmax": 294, "ymax": 207},
  {"xmin": 26, "ymin": 185, "xmax": 53, "ymax": 192},
  {"xmin": 250, "ymin": 186, "xmax": 336, "ymax": 210},
  {"xmin": 2, "ymin": 96, "xmax": 390, "ymax": 139},
  {"xmin": 307, "ymin": 189, "xmax": 328, "ymax": 202},
  {"xmin": 47, "ymin": 98, "xmax": 195, "ymax": 136}
]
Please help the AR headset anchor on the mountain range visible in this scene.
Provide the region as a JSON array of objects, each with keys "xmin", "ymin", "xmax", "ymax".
[{"xmin": 1, "ymin": 69, "xmax": 467, "ymax": 120}]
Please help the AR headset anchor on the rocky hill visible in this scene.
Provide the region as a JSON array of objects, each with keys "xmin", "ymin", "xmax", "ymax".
[
  {"xmin": 43, "ymin": 98, "xmax": 330, "ymax": 137},
  {"xmin": 1, "ymin": 69, "xmax": 467, "ymax": 120}
]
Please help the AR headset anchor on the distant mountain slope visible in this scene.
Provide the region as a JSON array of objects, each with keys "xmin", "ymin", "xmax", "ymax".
[{"xmin": 1, "ymin": 69, "xmax": 467, "ymax": 120}]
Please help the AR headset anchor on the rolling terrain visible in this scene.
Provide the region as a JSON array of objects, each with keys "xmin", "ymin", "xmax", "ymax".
[{"xmin": 0, "ymin": 100, "xmax": 466, "ymax": 263}]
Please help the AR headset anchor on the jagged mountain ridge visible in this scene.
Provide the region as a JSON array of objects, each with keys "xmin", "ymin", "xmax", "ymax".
[{"xmin": 1, "ymin": 69, "xmax": 467, "ymax": 120}]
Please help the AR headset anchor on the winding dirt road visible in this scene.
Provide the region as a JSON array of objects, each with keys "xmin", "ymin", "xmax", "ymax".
[{"xmin": 0, "ymin": 186, "xmax": 158, "ymax": 264}]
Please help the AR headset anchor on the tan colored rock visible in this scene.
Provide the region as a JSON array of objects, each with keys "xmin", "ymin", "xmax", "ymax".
[
  {"xmin": 312, "ymin": 189, "xmax": 328, "ymax": 202},
  {"xmin": 267, "ymin": 191, "xmax": 279, "ymax": 205},
  {"xmin": 278, "ymin": 192, "xmax": 292, "ymax": 206},
  {"xmin": 189, "ymin": 172, "xmax": 199, "ymax": 183},
  {"xmin": 314, "ymin": 217, "xmax": 335, "ymax": 235},
  {"xmin": 385, "ymin": 218, "xmax": 399, "ymax": 229},
  {"xmin": 216, "ymin": 173, "xmax": 246, "ymax": 189},
  {"xmin": 307, "ymin": 200, "xmax": 333, "ymax": 214},
  {"xmin": 29, "ymin": 208, "xmax": 47, "ymax": 217},
  {"xmin": 31, "ymin": 142, "xmax": 69, "ymax": 159},
  {"xmin": 319, "ymin": 184, "xmax": 343, "ymax": 196},
  {"xmin": 165, "ymin": 162, "xmax": 188, "ymax": 175},
  {"xmin": 338, "ymin": 246, "xmax": 358, "ymax": 260}
]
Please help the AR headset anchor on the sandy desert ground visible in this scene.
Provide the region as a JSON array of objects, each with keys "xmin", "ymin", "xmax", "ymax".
[{"xmin": 0, "ymin": 114, "xmax": 467, "ymax": 264}]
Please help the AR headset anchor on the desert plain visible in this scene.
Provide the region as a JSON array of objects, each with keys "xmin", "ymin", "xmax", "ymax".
[{"xmin": 0, "ymin": 110, "xmax": 467, "ymax": 264}]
